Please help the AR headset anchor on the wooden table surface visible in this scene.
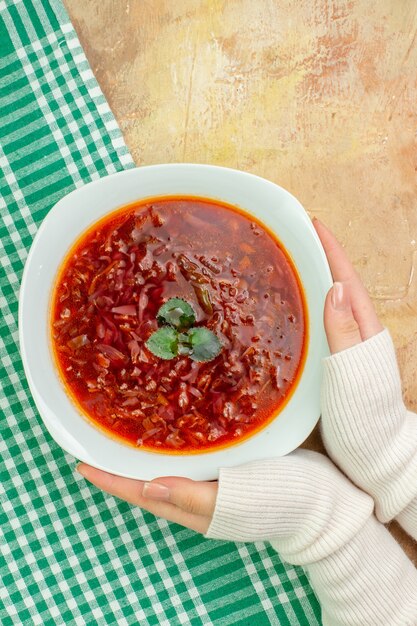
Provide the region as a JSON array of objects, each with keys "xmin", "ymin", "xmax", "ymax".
[{"xmin": 65, "ymin": 0, "xmax": 417, "ymax": 564}]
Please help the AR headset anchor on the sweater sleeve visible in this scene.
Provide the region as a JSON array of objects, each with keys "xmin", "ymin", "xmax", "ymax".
[
  {"xmin": 205, "ymin": 450, "xmax": 417, "ymax": 625},
  {"xmin": 302, "ymin": 516, "xmax": 417, "ymax": 626},
  {"xmin": 321, "ymin": 328, "xmax": 417, "ymax": 537}
]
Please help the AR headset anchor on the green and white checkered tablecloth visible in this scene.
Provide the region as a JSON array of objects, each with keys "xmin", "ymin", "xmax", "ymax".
[{"xmin": 0, "ymin": 1, "xmax": 322, "ymax": 624}]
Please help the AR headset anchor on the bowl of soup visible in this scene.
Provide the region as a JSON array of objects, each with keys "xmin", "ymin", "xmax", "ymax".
[{"xmin": 19, "ymin": 164, "xmax": 332, "ymax": 480}]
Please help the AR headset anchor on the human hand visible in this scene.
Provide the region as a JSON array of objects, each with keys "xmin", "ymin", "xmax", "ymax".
[
  {"xmin": 76, "ymin": 464, "xmax": 217, "ymax": 534},
  {"xmin": 314, "ymin": 218, "xmax": 417, "ymax": 524},
  {"xmin": 77, "ymin": 449, "xmax": 373, "ymax": 566}
]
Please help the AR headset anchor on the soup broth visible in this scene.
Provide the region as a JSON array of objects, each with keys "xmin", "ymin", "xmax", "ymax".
[{"xmin": 51, "ymin": 197, "xmax": 306, "ymax": 453}]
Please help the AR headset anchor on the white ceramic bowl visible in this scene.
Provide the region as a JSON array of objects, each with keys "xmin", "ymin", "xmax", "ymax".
[{"xmin": 19, "ymin": 164, "xmax": 332, "ymax": 480}]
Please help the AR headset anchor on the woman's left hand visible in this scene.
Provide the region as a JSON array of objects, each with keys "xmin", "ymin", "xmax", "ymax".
[{"xmin": 76, "ymin": 464, "xmax": 217, "ymax": 533}]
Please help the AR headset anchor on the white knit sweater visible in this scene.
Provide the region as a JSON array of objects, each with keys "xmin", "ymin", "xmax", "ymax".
[{"xmin": 206, "ymin": 330, "xmax": 417, "ymax": 625}]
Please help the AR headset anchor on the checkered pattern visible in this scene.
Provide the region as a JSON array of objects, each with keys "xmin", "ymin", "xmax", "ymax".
[{"xmin": 0, "ymin": 1, "xmax": 321, "ymax": 624}]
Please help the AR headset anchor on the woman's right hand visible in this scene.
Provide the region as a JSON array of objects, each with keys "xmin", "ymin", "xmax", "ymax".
[{"xmin": 314, "ymin": 218, "xmax": 417, "ymax": 526}]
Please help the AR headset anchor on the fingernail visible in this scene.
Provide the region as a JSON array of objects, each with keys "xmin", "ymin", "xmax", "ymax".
[
  {"xmin": 76, "ymin": 464, "xmax": 86, "ymax": 477},
  {"xmin": 142, "ymin": 482, "xmax": 170, "ymax": 501},
  {"xmin": 331, "ymin": 282, "xmax": 349, "ymax": 310}
]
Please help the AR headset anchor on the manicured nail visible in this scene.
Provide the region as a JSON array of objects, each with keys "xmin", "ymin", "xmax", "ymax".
[
  {"xmin": 76, "ymin": 464, "xmax": 86, "ymax": 477},
  {"xmin": 331, "ymin": 282, "xmax": 349, "ymax": 310},
  {"xmin": 142, "ymin": 482, "xmax": 170, "ymax": 501}
]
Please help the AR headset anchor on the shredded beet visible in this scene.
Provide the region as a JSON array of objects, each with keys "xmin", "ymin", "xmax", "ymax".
[{"xmin": 52, "ymin": 199, "xmax": 305, "ymax": 452}]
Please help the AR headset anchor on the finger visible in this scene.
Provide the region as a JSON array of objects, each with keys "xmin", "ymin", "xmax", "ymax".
[
  {"xmin": 76, "ymin": 464, "xmax": 215, "ymax": 534},
  {"xmin": 313, "ymin": 218, "xmax": 383, "ymax": 340},
  {"xmin": 313, "ymin": 217, "xmax": 356, "ymax": 283},
  {"xmin": 142, "ymin": 476, "xmax": 218, "ymax": 518},
  {"xmin": 324, "ymin": 282, "xmax": 362, "ymax": 353}
]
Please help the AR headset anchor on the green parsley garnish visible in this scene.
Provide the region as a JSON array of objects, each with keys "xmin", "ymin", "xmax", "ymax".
[{"xmin": 145, "ymin": 297, "xmax": 221, "ymax": 363}]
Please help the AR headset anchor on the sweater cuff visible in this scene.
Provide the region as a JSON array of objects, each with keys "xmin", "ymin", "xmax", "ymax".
[
  {"xmin": 205, "ymin": 449, "xmax": 373, "ymax": 566},
  {"xmin": 322, "ymin": 328, "xmax": 403, "ymax": 413},
  {"xmin": 322, "ymin": 328, "xmax": 417, "ymax": 522}
]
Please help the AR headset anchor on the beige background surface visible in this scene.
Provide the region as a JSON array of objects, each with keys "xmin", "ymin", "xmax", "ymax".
[{"xmin": 64, "ymin": 0, "xmax": 417, "ymax": 563}]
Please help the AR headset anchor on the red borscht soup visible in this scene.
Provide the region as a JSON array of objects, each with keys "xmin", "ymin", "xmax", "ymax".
[{"xmin": 51, "ymin": 197, "xmax": 306, "ymax": 453}]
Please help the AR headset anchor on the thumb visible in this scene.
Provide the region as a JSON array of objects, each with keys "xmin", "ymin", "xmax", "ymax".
[
  {"xmin": 143, "ymin": 477, "xmax": 218, "ymax": 517},
  {"xmin": 324, "ymin": 282, "xmax": 362, "ymax": 354}
]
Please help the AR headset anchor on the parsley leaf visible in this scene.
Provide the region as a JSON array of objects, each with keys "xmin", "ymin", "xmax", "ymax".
[
  {"xmin": 157, "ymin": 298, "xmax": 196, "ymax": 330},
  {"xmin": 145, "ymin": 327, "xmax": 178, "ymax": 360},
  {"xmin": 188, "ymin": 327, "xmax": 222, "ymax": 362},
  {"xmin": 149, "ymin": 297, "xmax": 222, "ymax": 362}
]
